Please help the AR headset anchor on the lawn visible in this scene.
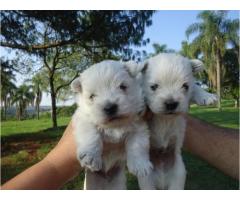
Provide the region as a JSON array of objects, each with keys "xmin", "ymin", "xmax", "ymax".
[
  {"xmin": 190, "ymin": 99, "xmax": 239, "ymax": 129},
  {"xmin": 1, "ymin": 100, "xmax": 239, "ymax": 189},
  {"xmin": 1, "ymin": 116, "xmax": 71, "ymax": 137}
]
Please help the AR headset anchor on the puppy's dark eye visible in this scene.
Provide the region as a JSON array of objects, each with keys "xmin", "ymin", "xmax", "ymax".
[
  {"xmin": 120, "ymin": 83, "xmax": 127, "ymax": 91},
  {"xmin": 182, "ymin": 83, "xmax": 189, "ymax": 91},
  {"xmin": 150, "ymin": 84, "xmax": 158, "ymax": 91},
  {"xmin": 89, "ymin": 94, "xmax": 96, "ymax": 100}
]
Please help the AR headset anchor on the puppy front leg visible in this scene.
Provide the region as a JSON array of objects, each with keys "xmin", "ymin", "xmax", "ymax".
[
  {"xmin": 74, "ymin": 121, "xmax": 103, "ymax": 171},
  {"xmin": 191, "ymin": 83, "xmax": 218, "ymax": 105},
  {"xmin": 168, "ymin": 154, "xmax": 186, "ymax": 190},
  {"xmin": 137, "ymin": 174, "xmax": 156, "ymax": 190},
  {"xmin": 126, "ymin": 123, "xmax": 153, "ymax": 178}
]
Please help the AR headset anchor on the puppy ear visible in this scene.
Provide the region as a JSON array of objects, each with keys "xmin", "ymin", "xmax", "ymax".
[
  {"xmin": 190, "ymin": 59, "xmax": 204, "ymax": 74},
  {"xmin": 140, "ymin": 61, "xmax": 148, "ymax": 74},
  {"xmin": 123, "ymin": 61, "xmax": 140, "ymax": 77},
  {"xmin": 71, "ymin": 76, "xmax": 82, "ymax": 93}
]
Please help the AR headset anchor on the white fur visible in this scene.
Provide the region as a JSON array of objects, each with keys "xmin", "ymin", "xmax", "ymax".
[
  {"xmin": 138, "ymin": 53, "xmax": 217, "ymax": 190},
  {"xmin": 192, "ymin": 84, "xmax": 218, "ymax": 105},
  {"xmin": 71, "ymin": 60, "xmax": 152, "ymax": 189}
]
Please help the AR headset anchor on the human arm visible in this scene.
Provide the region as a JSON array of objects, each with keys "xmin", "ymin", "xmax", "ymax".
[
  {"xmin": 184, "ymin": 115, "xmax": 239, "ymax": 180},
  {"xmin": 1, "ymin": 121, "xmax": 82, "ymax": 189}
]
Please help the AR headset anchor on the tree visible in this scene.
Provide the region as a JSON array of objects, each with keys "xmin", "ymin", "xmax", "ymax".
[
  {"xmin": 222, "ymin": 48, "xmax": 239, "ymax": 107},
  {"xmin": 1, "ymin": 11, "xmax": 154, "ymax": 128},
  {"xmin": 1, "ymin": 58, "xmax": 17, "ymax": 120},
  {"xmin": 186, "ymin": 11, "xmax": 239, "ymax": 111},
  {"xmin": 1, "ymin": 11, "xmax": 154, "ymax": 55},
  {"xmin": 31, "ymin": 74, "xmax": 43, "ymax": 119},
  {"xmin": 12, "ymin": 84, "xmax": 35, "ymax": 120},
  {"xmin": 180, "ymin": 41, "xmax": 200, "ymax": 59},
  {"xmin": 152, "ymin": 43, "xmax": 175, "ymax": 55}
]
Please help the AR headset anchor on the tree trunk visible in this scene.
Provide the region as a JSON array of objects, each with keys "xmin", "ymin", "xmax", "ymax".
[
  {"xmin": 36, "ymin": 87, "xmax": 40, "ymax": 120},
  {"xmin": 235, "ymin": 99, "xmax": 239, "ymax": 108},
  {"xmin": 36, "ymin": 103, "xmax": 40, "ymax": 120},
  {"xmin": 216, "ymin": 51, "xmax": 221, "ymax": 111},
  {"xmin": 49, "ymin": 76, "xmax": 58, "ymax": 128},
  {"xmin": 19, "ymin": 103, "xmax": 22, "ymax": 120},
  {"xmin": 4, "ymin": 97, "xmax": 7, "ymax": 120}
]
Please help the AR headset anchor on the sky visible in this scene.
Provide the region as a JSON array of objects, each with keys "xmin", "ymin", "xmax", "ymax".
[
  {"xmin": 2, "ymin": 10, "xmax": 239, "ymax": 106},
  {"xmin": 138, "ymin": 10, "xmax": 239, "ymax": 53}
]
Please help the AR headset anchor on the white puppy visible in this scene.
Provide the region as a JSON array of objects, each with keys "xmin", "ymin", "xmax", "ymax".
[
  {"xmin": 137, "ymin": 53, "xmax": 217, "ymax": 190},
  {"xmin": 71, "ymin": 60, "xmax": 152, "ymax": 190}
]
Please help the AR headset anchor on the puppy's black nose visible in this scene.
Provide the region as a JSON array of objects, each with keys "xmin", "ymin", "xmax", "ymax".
[
  {"xmin": 165, "ymin": 99, "xmax": 179, "ymax": 111},
  {"xmin": 104, "ymin": 103, "xmax": 118, "ymax": 116}
]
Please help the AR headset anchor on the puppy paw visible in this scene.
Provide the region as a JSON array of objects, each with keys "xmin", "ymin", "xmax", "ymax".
[
  {"xmin": 77, "ymin": 151, "xmax": 102, "ymax": 171},
  {"xmin": 127, "ymin": 159, "xmax": 153, "ymax": 177},
  {"xmin": 200, "ymin": 93, "xmax": 218, "ymax": 105},
  {"xmin": 195, "ymin": 92, "xmax": 218, "ymax": 106},
  {"xmin": 205, "ymin": 93, "xmax": 218, "ymax": 105}
]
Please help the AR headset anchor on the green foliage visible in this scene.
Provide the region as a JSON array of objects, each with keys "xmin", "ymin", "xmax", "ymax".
[
  {"xmin": 152, "ymin": 43, "xmax": 175, "ymax": 54},
  {"xmin": 11, "ymin": 84, "xmax": 35, "ymax": 120},
  {"xmin": 56, "ymin": 104, "xmax": 77, "ymax": 117},
  {"xmin": 1, "ymin": 58, "xmax": 16, "ymax": 91},
  {"xmin": 185, "ymin": 11, "xmax": 239, "ymax": 88},
  {"xmin": 180, "ymin": 41, "xmax": 200, "ymax": 59},
  {"xmin": 1, "ymin": 11, "xmax": 154, "ymax": 58},
  {"xmin": 221, "ymin": 49, "xmax": 239, "ymax": 103},
  {"xmin": 1, "ymin": 58, "xmax": 17, "ymax": 120}
]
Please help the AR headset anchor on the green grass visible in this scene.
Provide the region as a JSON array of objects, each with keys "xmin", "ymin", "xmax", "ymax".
[
  {"xmin": 183, "ymin": 151, "xmax": 238, "ymax": 189},
  {"xmin": 1, "ymin": 117, "xmax": 71, "ymax": 137},
  {"xmin": 190, "ymin": 100, "xmax": 239, "ymax": 129},
  {"xmin": 1, "ymin": 100, "xmax": 239, "ymax": 189}
]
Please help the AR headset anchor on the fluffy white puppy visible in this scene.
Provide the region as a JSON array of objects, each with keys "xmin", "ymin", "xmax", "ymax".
[
  {"xmin": 137, "ymin": 53, "xmax": 217, "ymax": 190},
  {"xmin": 71, "ymin": 60, "xmax": 152, "ymax": 190}
]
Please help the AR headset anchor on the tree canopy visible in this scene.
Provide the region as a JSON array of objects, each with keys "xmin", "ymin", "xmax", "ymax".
[{"xmin": 1, "ymin": 11, "xmax": 154, "ymax": 59}]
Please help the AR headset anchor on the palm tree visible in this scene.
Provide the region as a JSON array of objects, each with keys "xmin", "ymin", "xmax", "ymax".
[
  {"xmin": 180, "ymin": 41, "xmax": 201, "ymax": 59},
  {"xmin": 12, "ymin": 84, "xmax": 35, "ymax": 120},
  {"xmin": 186, "ymin": 11, "xmax": 239, "ymax": 111},
  {"xmin": 31, "ymin": 74, "xmax": 43, "ymax": 120},
  {"xmin": 1, "ymin": 82, "xmax": 16, "ymax": 120},
  {"xmin": 1, "ymin": 59, "xmax": 17, "ymax": 119},
  {"xmin": 151, "ymin": 43, "xmax": 175, "ymax": 56}
]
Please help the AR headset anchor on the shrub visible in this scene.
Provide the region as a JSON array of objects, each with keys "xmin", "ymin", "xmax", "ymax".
[{"xmin": 56, "ymin": 104, "xmax": 77, "ymax": 117}]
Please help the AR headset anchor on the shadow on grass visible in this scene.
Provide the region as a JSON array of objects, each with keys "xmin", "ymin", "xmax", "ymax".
[
  {"xmin": 183, "ymin": 151, "xmax": 239, "ymax": 190},
  {"xmin": 1, "ymin": 126, "xmax": 65, "ymax": 157},
  {"xmin": 1, "ymin": 126, "xmax": 66, "ymax": 144}
]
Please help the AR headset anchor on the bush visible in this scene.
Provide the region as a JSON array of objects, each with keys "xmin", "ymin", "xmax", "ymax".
[
  {"xmin": 39, "ymin": 111, "xmax": 52, "ymax": 119},
  {"xmin": 56, "ymin": 104, "xmax": 77, "ymax": 117}
]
